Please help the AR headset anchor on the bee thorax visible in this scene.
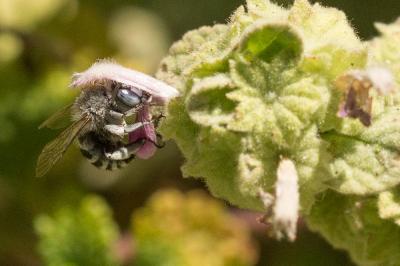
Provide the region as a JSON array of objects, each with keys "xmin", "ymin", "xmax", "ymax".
[{"xmin": 73, "ymin": 87, "xmax": 112, "ymax": 127}]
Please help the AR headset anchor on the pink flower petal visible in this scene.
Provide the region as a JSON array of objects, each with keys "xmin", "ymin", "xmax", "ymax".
[
  {"xmin": 70, "ymin": 60, "xmax": 179, "ymax": 104},
  {"xmin": 128, "ymin": 105, "xmax": 157, "ymax": 159},
  {"xmin": 337, "ymin": 103, "xmax": 348, "ymax": 118}
]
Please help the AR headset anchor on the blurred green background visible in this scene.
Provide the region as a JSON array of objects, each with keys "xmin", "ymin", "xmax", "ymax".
[{"xmin": 0, "ymin": 0, "xmax": 399, "ymax": 265}]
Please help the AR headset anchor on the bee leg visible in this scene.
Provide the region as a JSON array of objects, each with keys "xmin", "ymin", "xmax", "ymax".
[
  {"xmin": 124, "ymin": 121, "xmax": 152, "ymax": 133},
  {"xmin": 145, "ymin": 133, "xmax": 166, "ymax": 148},
  {"xmin": 105, "ymin": 120, "xmax": 155, "ymax": 136},
  {"xmin": 152, "ymin": 113, "xmax": 165, "ymax": 128},
  {"xmin": 124, "ymin": 105, "xmax": 142, "ymax": 117},
  {"xmin": 143, "ymin": 94, "xmax": 152, "ymax": 104},
  {"xmin": 104, "ymin": 139, "xmax": 146, "ymax": 160},
  {"xmin": 123, "ymin": 113, "xmax": 165, "ymax": 133},
  {"xmin": 104, "ymin": 124, "xmax": 125, "ymax": 137},
  {"xmin": 155, "ymin": 133, "xmax": 166, "ymax": 148},
  {"xmin": 104, "ymin": 109, "xmax": 127, "ymax": 137},
  {"xmin": 105, "ymin": 110, "xmax": 124, "ymax": 124}
]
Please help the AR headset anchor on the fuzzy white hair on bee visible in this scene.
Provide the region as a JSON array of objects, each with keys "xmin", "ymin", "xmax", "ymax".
[{"xmin": 70, "ymin": 60, "xmax": 180, "ymax": 104}]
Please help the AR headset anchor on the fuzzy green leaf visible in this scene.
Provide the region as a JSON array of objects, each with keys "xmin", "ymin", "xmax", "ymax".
[
  {"xmin": 323, "ymin": 132, "xmax": 400, "ymax": 194},
  {"xmin": 158, "ymin": 0, "xmax": 400, "ymax": 262},
  {"xmin": 307, "ymin": 191, "xmax": 400, "ymax": 266},
  {"xmin": 158, "ymin": 0, "xmax": 368, "ymax": 212},
  {"xmin": 378, "ymin": 188, "xmax": 400, "ymax": 226}
]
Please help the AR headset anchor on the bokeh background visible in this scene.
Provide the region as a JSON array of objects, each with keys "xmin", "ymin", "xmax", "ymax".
[{"xmin": 1, "ymin": 0, "xmax": 399, "ymax": 265}]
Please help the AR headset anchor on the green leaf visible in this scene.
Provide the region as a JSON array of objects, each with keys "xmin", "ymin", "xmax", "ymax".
[
  {"xmin": 378, "ymin": 188, "xmax": 400, "ymax": 226},
  {"xmin": 238, "ymin": 21, "xmax": 303, "ymax": 62},
  {"xmin": 323, "ymin": 132, "xmax": 400, "ymax": 195},
  {"xmin": 157, "ymin": 0, "xmax": 369, "ymax": 213},
  {"xmin": 157, "ymin": 0, "xmax": 400, "ymax": 260},
  {"xmin": 307, "ymin": 191, "xmax": 400, "ymax": 266},
  {"xmin": 186, "ymin": 74, "xmax": 236, "ymax": 127}
]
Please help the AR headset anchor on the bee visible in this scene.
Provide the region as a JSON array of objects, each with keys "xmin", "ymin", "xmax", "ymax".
[{"xmin": 36, "ymin": 61, "xmax": 179, "ymax": 177}]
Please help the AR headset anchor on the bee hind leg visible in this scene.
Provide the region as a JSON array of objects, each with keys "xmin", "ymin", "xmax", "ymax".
[{"xmin": 146, "ymin": 133, "xmax": 166, "ymax": 149}]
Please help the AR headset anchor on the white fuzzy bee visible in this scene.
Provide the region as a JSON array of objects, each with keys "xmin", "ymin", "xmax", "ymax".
[{"xmin": 36, "ymin": 60, "xmax": 179, "ymax": 177}]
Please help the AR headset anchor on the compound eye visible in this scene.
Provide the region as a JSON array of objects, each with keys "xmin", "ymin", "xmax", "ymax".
[{"xmin": 117, "ymin": 88, "xmax": 141, "ymax": 107}]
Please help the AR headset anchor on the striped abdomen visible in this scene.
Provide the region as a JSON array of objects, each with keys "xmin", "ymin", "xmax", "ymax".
[
  {"xmin": 80, "ymin": 148, "xmax": 134, "ymax": 170},
  {"xmin": 78, "ymin": 132, "xmax": 134, "ymax": 170}
]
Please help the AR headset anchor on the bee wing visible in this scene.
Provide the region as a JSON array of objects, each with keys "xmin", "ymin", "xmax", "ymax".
[
  {"xmin": 36, "ymin": 116, "xmax": 90, "ymax": 177},
  {"xmin": 70, "ymin": 60, "xmax": 180, "ymax": 104},
  {"xmin": 39, "ymin": 104, "xmax": 74, "ymax": 130}
]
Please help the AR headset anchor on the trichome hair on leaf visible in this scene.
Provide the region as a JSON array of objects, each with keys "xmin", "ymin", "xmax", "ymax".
[{"xmin": 156, "ymin": 0, "xmax": 400, "ymax": 260}]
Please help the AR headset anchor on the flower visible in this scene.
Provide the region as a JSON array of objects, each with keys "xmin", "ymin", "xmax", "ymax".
[{"xmin": 128, "ymin": 104, "xmax": 158, "ymax": 159}]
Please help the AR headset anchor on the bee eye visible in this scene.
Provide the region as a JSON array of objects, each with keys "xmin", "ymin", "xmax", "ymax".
[{"xmin": 116, "ymin": 88, "xmax": 141, "ymax": 107}]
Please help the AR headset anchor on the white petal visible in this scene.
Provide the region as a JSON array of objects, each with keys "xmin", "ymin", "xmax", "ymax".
[
  {"xmin": 365, "ymin": 66, "xmax": 396, "ymax": 95},
  {"xmin": 273, "ymin": 158, "xmax": 299, "ymax": 241},
  {"xmin": 70, "ymin": 60, "xmax": 180, "ymax": 103}
]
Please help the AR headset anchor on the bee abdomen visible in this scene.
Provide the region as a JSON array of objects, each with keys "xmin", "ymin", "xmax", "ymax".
[
  {"xmin": 80, "ymin": 148, "xmax": 134, "ymax": 170},
  {"xmin": 79, "ymin": 132, "xmax": 135, "ymax": 171}
]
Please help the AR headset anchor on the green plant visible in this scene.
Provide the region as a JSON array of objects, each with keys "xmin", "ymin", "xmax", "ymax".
[
  {"xmin": 35, "ymin": 196, "xmax": 119, "ymax": 266},
  {"xmin": 157, "ymin": 0, "xmax": 400, "ymax": 264},
  {"xmin": 132, "ymin": 189, "xmax": 257, "ymax": 266},
  {"xmin": 35, "ymin": 190, "xmax": 258, "ymax": 266}
]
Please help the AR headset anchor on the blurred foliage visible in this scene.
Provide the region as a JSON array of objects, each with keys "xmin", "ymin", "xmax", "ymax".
[
  {"xmin": 132, "ymin": 189, "xmax": 257, "ymax": 266},
  {"xmin": 35, "ymin": 195, "xmax": 119, "ymax": 266},
  {"xmin": 0, "ymin": 0, "xmax": 399, "ymax": 265},
  {"xmin": 35, "ymin": 190, "xmax": 258, "ymax": 266}
]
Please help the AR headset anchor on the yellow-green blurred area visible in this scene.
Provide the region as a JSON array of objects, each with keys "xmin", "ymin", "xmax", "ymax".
[{"xmin": 0, "ymin": 0, "xmax": 399, "ymax": 265}]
